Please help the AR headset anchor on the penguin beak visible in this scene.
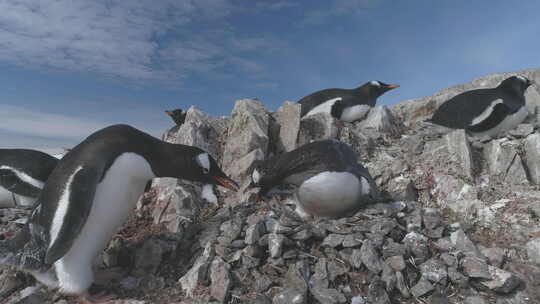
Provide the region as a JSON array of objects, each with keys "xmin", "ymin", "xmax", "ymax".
[
  {"xmin": 165, "ymin": 110, "xmax": 173, "ymax": 115},
  {"xmin": 385, "ymin": 84, "xmax": 400, "ymax": 90},
  {"xmin": 212, "ymin": 176, "xmax": 239, "ymax": 192}
]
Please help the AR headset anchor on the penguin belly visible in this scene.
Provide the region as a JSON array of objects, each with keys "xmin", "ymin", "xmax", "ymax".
[
  {"xmin": 471, "ymin": 106, "xmax": 528, "ymax": 138},
  {"xmin": 340, "ymin": 104, "xmax": 371, "ymax": 122},
  {"xmin": 296, "ymin": 171, "xmax": 368, "ymax": 218},
  {"xmin": 304, "ymin": 97, "xmax": 342, "ymax": 117},
  {"xmin": 54, "ymin": 153, "xmax": 154, "ymax": 294}
]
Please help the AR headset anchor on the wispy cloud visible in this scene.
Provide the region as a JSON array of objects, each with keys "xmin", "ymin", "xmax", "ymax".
[
  {"xmin": 300, "ymin": 0, "xmax": 380, "ymax": 26},
  {"xmin": 0, "ymin": 104, "xmax": 108, "ymax": 139},
  {"xmin": 0, "ymin": 0, "xmax": 281, "ymax": 84}
]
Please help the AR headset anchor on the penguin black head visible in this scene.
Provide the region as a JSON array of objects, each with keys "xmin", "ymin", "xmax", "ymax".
[
  {"xmin": 361, "ymin": 80, "xmax": 400, "ymax": 98},
  {"xmin": 165, "ymin": 109, "xmax": 187, "ymax": 126},
  {"xmin": 498, "ymin": 75, "xmax": 534, "ymax": 96},
  {"xmin": 159, "ymin": 145, "xmax": 238, "ymax": 191}
]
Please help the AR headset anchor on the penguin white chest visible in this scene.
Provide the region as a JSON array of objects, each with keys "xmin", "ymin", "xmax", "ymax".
[
  {"xmin": 296, "ymin": 171, "xmax": 369, "ymax": 218},
  {"xmin": 305, "ymin": 97, "xmax": 342, "ymax": 117},
  {"xmin": 471, "ymin": 105, "xmax": 528, "ymax": 138},
  {"xmin": 340, "ymin": 104, "xmax": 371, "ymax": 122},
  {"xmin": 54, "ymin": 153, "xmax": 155, "ymax": 294}
]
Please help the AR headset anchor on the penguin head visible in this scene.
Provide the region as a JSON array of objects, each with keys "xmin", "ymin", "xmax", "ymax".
[
  {"xmin": 165, "ymin": 109, "xmax": 187, "ymax": 125},
  {"xmin": 499, "ymin": 75, "xmax": 534, "ymax": 96},
  {"xmin": 161, "ymin": 146, "xmax": 238, "ymax": 191},
  {"xmin": 362, "ymin": 81, "xmax": 400, "ymax": 98}
]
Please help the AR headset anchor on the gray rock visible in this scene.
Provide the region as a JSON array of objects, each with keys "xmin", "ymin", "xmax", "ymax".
[
  {"xmin": 381, "ymin": 262, "xmax": 396, "ymax": 292},
  {"xmin": 410, "ymin": 278, "xmax": 434, "ymax": 298},
  {"xmin": 245, "ymin": 222, "xmax": 265, "ymax": 245},
  {"xmin": 179, "ymin": 243, "xmax": 215, "ymax": 296},
  {"xmin": 342, "ymin": 233, "xmax": 363, "ymax": 248},
  {"xmin": 321, "ymin": 234, "xmax": 345, "ymax": 248},
  {"xmin": 359, "ymin": 239, "xmax": 382, "ymax": 274},
  {"xmin": 272, "ymin": 288, "xmax": 307, "ymax": 304},
  {"xmin": 402, "ymin": 231, "xmax": 429, "ymax": 262},
  {"xmin": 395, "ymin": 271, "xmax": 411, "ymax": 298},
  {"xmin": 350, "ymin": 249, "xmax": 363, "ymax": 269},
  {"xmin": 310, "ymin": 287, "xmax": 347, "ymax": 304},
  {"xmin": 223, "ymin": 99, "xmax": 269, "ymax": 175},
  {"xmin": 385, "ymin": 255, "xmax": 406, "ymax": 272},
  {"xmin": 285, "ymin": 261, "xmax": 309, "ymax": 292},
  {"xmin": 226, "ymin": 148, "xmax": 264, "ymax": 185},
  {"xmin": 268, "ymin": 233, "xmax": 285, "ymax": 258},
  {"xmin": 252, "ymin": 270, "xmax": 273, "ymax": 293},
  {"xmin": 524, "ymin": 133, "xmax": 540, "ymax": 184},
  {"xmin": 464, "ymin": 296, "xmax": 488, "ymax": 304},
  {"xmin": 495, "ymin": 290, "xmax": 533, "ymax": 304},
  {"xmin": 275, "ymin": 101, "xmax": 301, "ymax": 152},
  {"xmin": 419, "ymin": 258, "xmax": 447, "ymax": 284},
  {"xmin": 445, "ymin": 129, "xmax": 474, "ymax": 178},
  {"xmin": 358, "ymin": 105, "xmax": 402, "ymax": 135},
  {"xmin": 423, "ymin": 208, "xmax": 442, "ymax": 230},
  {"xmin": 138, "ymin": 274, "xmax": 165, "ymax": 292},
  {"xmin": 448, "ymin": 266, "xmax": 468, "ymax": 287},
  {"xmin": 508, "ymin": 123, "xmax": 534, "ymax": 138},
  {"xmin": 479, "ymin": 246, "xmax": 506, "ymax": 268},
  {"xmin": 327, "ymin": 259, "xmax": 348, "ymax": 281},
  {"xmin": 483, "ymin": 138, "xmax": 528, "ymax": 184},
  {"xmin": 480, "ymin": 265, "xmax": 521, "ymax": 294},
  {"xmin": 367, "ymin": 278, "xmax": 391, "ymax": 304},
  {"xmin": 133, "ymin": 238, "xmax": 164, "ymax": 276},
  {"xmin": 219, "ymin": 218, "xmax": 244, "ymax": 245},
  {"xmin": 210, "ymin": 257, "xmax": 232, "ymax": 303},
  {"xmin": 297, "ymin": 113, "xmax": 339, "ymax": 146},
  {"xmin": 309, "ymin": 258, "xmax": 329, "ymax": 289},
  {"xmin": 0, "ymin": 268, "xmax": 23, "ymax": 299},
  {"xmin": 450, "ymin": 229, "xmax": 479, "ymax": 256},
  {"xmin": 461, "ymin": 256, "xmax": 491, "ymax": 279},
  {"xmin": 527, "ymin": 238, "xmax": 540, "ymax": 265}
]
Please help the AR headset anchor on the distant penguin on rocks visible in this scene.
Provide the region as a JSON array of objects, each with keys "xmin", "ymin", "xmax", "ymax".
[
  {"xmin": 0, "ymin": 149, "xmax": 58, "ymax": 208},
  {"xmin": 248, "ymin": 139, "xmax": 378, "ymax": 219},
  {"xmin": 428, "ymin": 75, "xmax": 534, "ymax": 138},
  {"xmin": 0, "ymin": 124, "xmax": 238, "ymax": 303},
  {"xmin": 298, "ymin": 81, "xmax": 399, "ymax": 122},
  {"xmin": 165, "ymin": 109, "xmax": 187, "ymax": 126}
]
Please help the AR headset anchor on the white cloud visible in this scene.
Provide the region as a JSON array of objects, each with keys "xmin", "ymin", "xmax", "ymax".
[
  {"xmin": 0, "ymin": 0, "xmax": 277, "ymax": 83},
  {"xmin": 0, "ymin": 104, "xmax": 108, "ymax": 139}
]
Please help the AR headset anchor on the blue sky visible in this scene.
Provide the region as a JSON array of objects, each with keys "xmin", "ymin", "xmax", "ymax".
[{"xmin": 0, "ymin": 0, "xmax": 539, "ymax": 150}]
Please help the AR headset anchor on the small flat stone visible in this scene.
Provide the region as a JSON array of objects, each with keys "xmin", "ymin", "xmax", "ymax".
[
  {"xmin": 410, "ymin": 278, "xmax": 434, "ymax": 298},
  {"xmin": 385, "ymin": 255, "xmax": 406, "ymax": 271}
]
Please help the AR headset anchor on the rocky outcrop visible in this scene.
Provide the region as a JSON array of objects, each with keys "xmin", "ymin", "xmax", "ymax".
[{"xmin": 3, "ymin": 68, "xmax": 540, "ymax": 303}]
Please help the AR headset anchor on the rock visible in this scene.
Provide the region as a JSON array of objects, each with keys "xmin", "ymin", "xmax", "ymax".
[
  {"xmin": 448, "ymin": 266, "xmax": 468, "ymax": 287},
  {"xmin": 219, "ymin": 218, "xmax": 244, "ymax": 245},
  {"xmin": 275, "ymin": 101, "xmax": 301, "ymax": 152},
  {"xmin": 464, "ymin": 296, "xmax": 488, "ymax": 304},
  {"xmin": 429, "ymin": 292, "xmax": 450, "ymax": 304},
  {"xmin": 410, "ymin": 278, "xmax": 434, "ymax": 298},
  {"xmin": 310, "ymin": 287, "xmax": 347, "ymax": 304},
  {"xmin": 483, "ymin": 138, "xmax": 528, "ymax": 185},
  {"xmin": 444, "ymin": 129, "xmax": 474, "ymax": 178},
  {"xmin": 358, "ymin": 105, "xmax": 402, "ymax": 135},
  {"xmin": 351, "ymin": 296, "xmax": 367, "ymax": 304},
  {"xmin": 480, "ymin": 265, "xmax": 521, "ymax": 294},
  {"xmin": 423, "ymin": 208, "xmax": 442, "ymax": 230},
  {"xmin": 479, "ymin": 246, "xmax": 506, "ymax": 268},
  {"xmin": 367, "ymin": 278, "xmax": 391, "ymax": 304},
  {"xmin": 285, "ymin": 261, "xmax": 309, "ymax": 292},
  {"xmin": 226, "ymin": 148, "xmax": 265, "ymax": 185},
  {"xmin": 327, "ymin": 259, "xmax": 348, "ymax": 281},
  {"xmin": 359, "ymin": 239, "xmax": 382, "ymax": 274},
  {"xmin": 179, "ymin": 243, "xmax": 215, "ymax": 296},
  {"xmin": 419, "ymin": 258, "xmax": 447, "ymax": 284},
  {"xmin": 508, "ymin": 123, "xmax": 534, "ymax": 138},
  {"xmin": 139, "ymin": 275, "xmax": 165, "ymax": 292},
  {"xmin": 152, "ymin": 180, "xmax": 200, "ymax": 234},
  {"xmin": 495, "ymin": 290, "xmax": 533, "ymax": 304},
  {"xmin": 381, "ymin": 262, "xmax": 396, "ymax": 292},
  {"xmin": 210, "ymin": 257, "xmax": 232, "ymax": 303},
  {"xmin": 297, "ymin": 113, "xmax": 339, "ymax": 146},
  {"xmin": 223, "ymin": 99, "xmax": 269, "ymax": 175},
  {"xmin": 524, "ymin": 133, "xmax": 540, "ymax": 184},
  {"xmin": 385, "ymin": 255, "xmax": 406, "ymax": 272},
  {"xmin": 450, "ymin": 229, "xmax": 479, "ymax": 256},
  {"xmin": 252, "ymin": 270, "xmax": 273, "ymax": 293},
  {"xmin": 402, "ymin": 231, "xmax": 429, "ymax": 262},
  {"xmin": 0, "ymin": 268, "xmax": 23, "ymax": 299},
  {"xmin": 395, "ymin": 271, "xmax": 411, "ymax": 298},
  {"xmin": 309, "ymin": 258, "xmax": 329, "ymax": 289},
  {"xmin": 462, "ymin": 256, "xmax": 491, "ymax": 279},
  {"xmin": 268, "ymin": 233, "xmax": 285, "ymax": 258},
  {"xmin": 245, "ymin": 222, "xmax": 265, "ymax": 245},
  {"xmin": 272, "ymin": 288, "xmax": 307, "ymax": 304},
  {"xmin": 133, "ymin": 238, "xmax": 164, "ymax": 276},
  {"xmin": 321, "ymin": 234, "xmax": 345, "ymax": 248},
  {"xmin": 342, "ymin": 233, "xmax": 363, "ymax": 248}
]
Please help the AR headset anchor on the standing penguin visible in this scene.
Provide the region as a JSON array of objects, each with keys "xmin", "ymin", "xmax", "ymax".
[
  {"xmin": 0, "ymin": 149, "xmax": 58, "ymax": 208},
  {"xmin": 165, "ymin": 109, "xmax": 187, "ymax": 126},
  {"xmin": 428, "ymin": 75, "xmax": 534, "ymax": 138},
  {"xmin": 0, "ymin": 124, "xmax": 238, "ymax": 303},
  {"xmin": 249, "ymin": 140, "xmax": 377, "ymax": 219},
  {"xmin": 298, "ymin": 81, "xmax": 399, "ymax": 122}
]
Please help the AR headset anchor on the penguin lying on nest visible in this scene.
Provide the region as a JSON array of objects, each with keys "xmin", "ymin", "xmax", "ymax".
[
  {"xmin": 0, "ymin": 124, "xmax": 238, "ymax": 303},
  {"xmin": 248, "ymin": 139, "xmax": 378, "ymax": 219},
  {"xmin": 298, "ymin": 80, "xmax": 399, "ymax": 123},
  {"xmin": 428, "ymin": 75, "xmax": 534, "ymax": 138},
  {"xmin": 0, "ymin": 149, "xmax": 59, "ymax": 208}
]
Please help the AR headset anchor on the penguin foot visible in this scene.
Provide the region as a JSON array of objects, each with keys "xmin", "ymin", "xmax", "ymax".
[{"xmin": 79, "ymin": 291, "xmax": 115, "ymax": 304}]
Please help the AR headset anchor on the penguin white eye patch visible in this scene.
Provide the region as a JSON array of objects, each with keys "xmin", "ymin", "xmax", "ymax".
[
  {"xmin": 196, "ymin": 153, "xmax": 210, "ymax": 173},
  {"xmin": 252, "ymin": 169, "xmax": 261, "ymax": 184},
  {"xmin": 370, "ymin": 80, "xmax": 381, "ymax": 87}
]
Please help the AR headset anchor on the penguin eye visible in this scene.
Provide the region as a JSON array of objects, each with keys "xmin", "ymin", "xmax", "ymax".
[{"xmin": 202, "ymin": 167, "xmax": 210, "ymax": 174}]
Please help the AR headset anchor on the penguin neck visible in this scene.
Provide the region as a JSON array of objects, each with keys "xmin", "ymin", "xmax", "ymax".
[
  {"xmin": 137, "ymin": 141, "xmax": 203, "ymax": 181},
  {"xmin": 353, "ymin": 86, "xmax": 377, "ymax": 106}
]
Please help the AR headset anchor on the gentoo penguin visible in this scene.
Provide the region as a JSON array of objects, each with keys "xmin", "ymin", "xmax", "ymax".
[
  {"xmin": 0, "ymin": 124, "xmax": 238, "ymax": 302},
  {"xmin": 165, "ymin": 109, "xmax": 187, "ymax": 126},
  {"xmin": 249, "ymin": 139, "xmax": 378, "ymax": 219},
  {"xmin": 0, "ymin": 149, "xmax": 58, "ymax": 208},
  {"xmin": 298, "ymin": 81, "xmax": 399, "ymax": 122},
  {"xmin": 428, "ymin": 75, "xmax": 534, "ymax": 138}
]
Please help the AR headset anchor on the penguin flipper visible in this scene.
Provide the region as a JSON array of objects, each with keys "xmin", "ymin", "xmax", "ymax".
[
  {"xmin": 0, "ymin": 168, "xmax": 42, "ymax": 197},
  {"xmin": 44, "ymin": 167, "xmax": 99, "ymax": 265},
  {"xmin": 468, "ymin": 103, "xmax": 512, "ymax": 133}
]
